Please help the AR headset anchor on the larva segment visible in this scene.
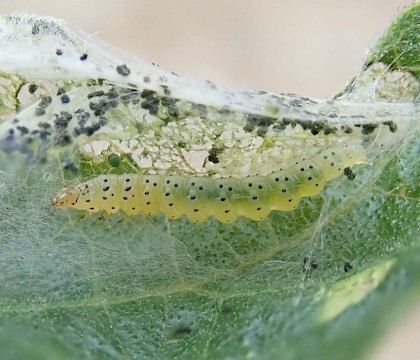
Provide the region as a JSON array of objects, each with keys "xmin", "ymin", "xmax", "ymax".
[
  {"xmin": 160, "ymin": 175, "xmax": 189, "ymax": 221},
  {"xmin": 236, "ymin": 176, "xmax": 273, "ymax": 221},
  {"xmin": 53, "ymin": 145, "xmax": 366, "ymax": 222},
  {"xmin": 116, "ymin": 174, "xmax": 139, "ymax": 216},
  {"xmin": 97, "ymin": 175, "xmax": 122, "ymax": 214},
  {"xmin": 180, "ymin": 176, "xmax": 213, "ymax": 223},
  {"xmin": 136, "ymin": 175, "xmax": 162, "ymax": 216},
  {"xmin": 267, "ymin": 172, "xmax": 302, "ymax": 212},
  {"xmin": 208, "ymin": 177, "xmax": 242, "ymax": 223}
]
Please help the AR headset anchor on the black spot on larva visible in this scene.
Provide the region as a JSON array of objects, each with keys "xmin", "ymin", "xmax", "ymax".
[
  {"xmin": 199, "ymin": 186, "xmax": 203, "ymax": 190},
  {"xmin": 228, "ymin": 186, "xmax": 233, "ymax": 191},
  {"xmin": 282, "ymin": 189, "xmax": 286, "ymax": 193},
  {"xmin": 144, "ymin": 191, "xmax": 150, "ymax": 195},
  {"xmin": 343, "ymin": 167, "xmax": 356, "ymax": 181},
  {"xmin": 146, "ymin": 201, "xmax": 151, "ymax": 205},
  {"xmin": 28, "ymin": 84, "xmax": 38, "ymax": 94},
  {"xmin": 165, "ymin": 179, "xmax": 170, "ymax": 184},
  {"xmin": 145, "ymin": 179, "xmax": 150, "ymax": 184},
  {"xmin": 169, "ymin": 203, "xmax": 174, "ymax": 207},
  {"xmin": 285, "ymin": 177, "xmax": 289, "ymax": 181},
  {"xmin": 165, "ymin": 192, "xmax": 170, "ymax": 196},
  {"xmin": 190, "ymin": 196, "xmax": 196, "ymax": 200},
  {"xmin": 116, "ymin": 64, "xmax": 131, "ymax": 76},
  {"xmin": 103, "ymin": 186, "xmax": 110, "ymax": 191},
  {"xmin": 80, "ymin": 53, "xmax": 88, "ymax": 61},
  {"xmin": 174, "ymin": 183, "xmax": 179, "ymax": 188},
  {"xmin": 194, "ymin": 209, "xmax": 199, "ymax": 212},
  {"xmin": 258, "ymin": 184, "xmax": 263, "ymax": 189},
  {"xmin": 219, "ymin": 184, "xmax": 223, "ymax": 189},
  {"xmin": 125, "ymin": 186, "xmax": 132, "ymax": 191},
  {"xmin": 56, "ymin": 49, "xmax": 63, "ymax": 56},
  {"xmin": 123, "ymin": 196, "xmax": 128, "ymax": 200},
  {"xmin": 252, "ymin": 196, "xmax": 258, "ymax": 200},
  {"xmin": 220, "ymin": 198, "xmax": 226, "ymax": 202},
  {"xmin": 102, "ymin": 196, "xmax": 108, "ymax": 200},
  {"xmin": 153, "ymin": 182, "xmax": 157, "ymax": 186},
  {"xmin": 90, "ymin": 207, "xmax": 95, "ymax": 210},
  {"xmin": 344, "ymin": 261, "xmax": 353, "ymax": 272},
  {"xmin": 224, "ymin": 210, "xmax": 230, "ymax": 213},
  {"xmin": 125, "ymin": 178, "xmax": 130, "ymax": 182},
  {"xmin": 275, "ymin": 177, "xmax": 279, "ymax": 182},
  {"xmin": 248, "ymin": 183, "xmax": 253, "ymax": 187},
  {"xmin": 383, "ymin": 121, "xmax": 398, "ymax": 133},
  {"xmin": 85, "ymin": 199, "xmax": 90, "ymax": 203}
]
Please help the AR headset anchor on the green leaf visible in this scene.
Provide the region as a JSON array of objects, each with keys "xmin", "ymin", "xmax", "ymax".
[
  {"xmin": 0, "ymin": 4, "xmax": 419, "ymax": 360},
  {"xmin": 366, "ymin": 3, "xmax": 420, "ymax": 76}
]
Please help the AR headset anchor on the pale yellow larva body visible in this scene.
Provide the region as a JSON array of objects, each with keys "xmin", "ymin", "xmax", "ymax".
[{"xmin": 52, "ymin": 145, "xmax": 365, "ymax": 223}]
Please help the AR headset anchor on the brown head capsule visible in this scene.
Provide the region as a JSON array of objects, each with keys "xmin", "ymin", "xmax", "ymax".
[{"xmin": 51, "ymin": 186, "xmax": 80, "ymax": 208}]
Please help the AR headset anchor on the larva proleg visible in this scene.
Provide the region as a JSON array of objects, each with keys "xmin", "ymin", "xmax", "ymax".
[{"xmin": 52, "ymin": 145, "xmax": 365, "ymax": 223}]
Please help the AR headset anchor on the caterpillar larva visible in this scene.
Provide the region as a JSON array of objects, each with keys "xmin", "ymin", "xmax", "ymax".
[{"xmin": 52, "ymin": 145, "xmax": 365, "ymax": 223}]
